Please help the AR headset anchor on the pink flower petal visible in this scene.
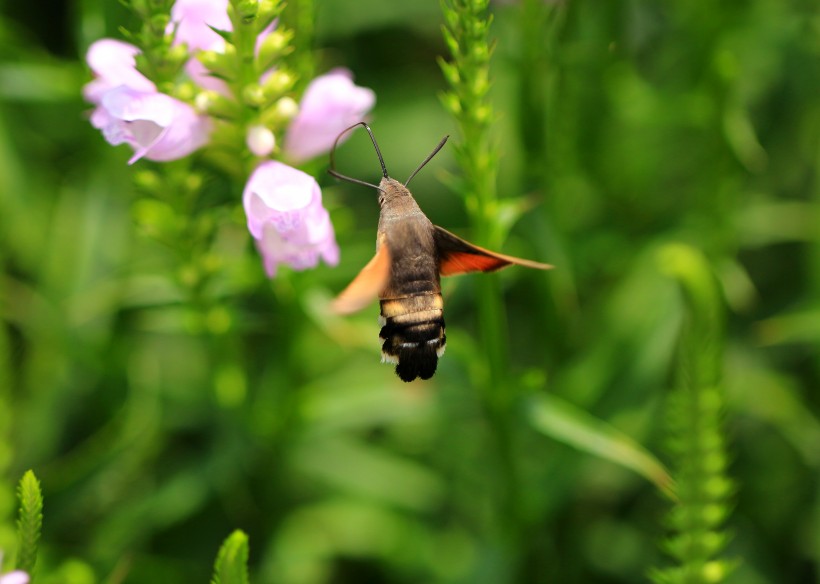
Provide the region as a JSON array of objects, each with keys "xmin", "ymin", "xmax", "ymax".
[
  {"xmin": 83, "ymin": 39, "xmax": 155, "ymax": 104},
  {"xmin": 284, "ymin": 69, "xmax": 376, "ymax": 163},
  {"xmin": 92, "ymin": 86, "xmax": 211, "ymax": 164},
  {"xmin": 184, "ymin": 58, "xmax": 231, "ymax": 95},
  {"xmin": 170, "ymin": 0, "xmax": 231, "ymax": 52},
  {"xmin": 0, "ymin": 571, "xmax": 29, "ymax": 584}
]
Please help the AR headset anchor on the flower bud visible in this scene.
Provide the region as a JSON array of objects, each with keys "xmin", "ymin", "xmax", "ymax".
[
  {"xmin": 175, "ymin": 81, "xmax": 197, "ymax": 101},
  {"xmin": 150, "ymin": 13, "xmax": 171, "ymax": 32},
  {"xmin": 274, "ymin": 96, "xmax": 299, "ymax": 121},
  {"xmin": 235, "ymin": 0, "xmax": 259, "ymax": 22},
  {"xmin": 257, "ymin": 0, "xmax": 278, "ymax": 21},
  {"xmin": 259, "ymin": 96, "xmax": 298, "ymax": 128},
  {"xmin": 257, "ymin": 30, "xmax": 293, "ymax": 70},
  {"xmin": 166, "ymin": 43, "xmax": 190, "ymax": 69},
  {"xmin": 198, "ymin": 47, "xmax": 236, "ymax": 80},
  {"xmin": 441, "ymin": 92, "xmax": 461, "ymax": 116},
  {"xmin": 246, "ymin": 125, "xmax": 276, "ymax": 157},
  {"xmin": 242, "ymin": 83, "xmax": 266, "ymax": 107},
  {"xmin": 262, "ymin": 69, "xmax": 295, "ymax": 97},
  {"xmin": 195, "ymin": 90, "xmax": 240, "ymax": 119}
]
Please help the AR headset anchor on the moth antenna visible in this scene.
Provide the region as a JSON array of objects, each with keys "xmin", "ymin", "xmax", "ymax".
[
  {"xmin": 328, "ymin": 122, "xmax": 388, "ymax": 191},
  {"xmin": 405, "ymin": 135, "xmax": 449, "ymax": 186},
  {"xmin": 327, "ymin": 168, "xmax": 383, "ymax": 191}
]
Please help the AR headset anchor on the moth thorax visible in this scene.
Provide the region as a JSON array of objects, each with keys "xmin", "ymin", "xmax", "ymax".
[{"xmin": 379, "ymin": 294, "xmax": 446, "ymax": 382}]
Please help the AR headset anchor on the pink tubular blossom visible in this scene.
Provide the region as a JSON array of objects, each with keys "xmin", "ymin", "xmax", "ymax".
[
  {"xmin": 0, "ymin": 571, "xmax": 29, "ymax": 584},
  {"xmin": 283, "ymin": 69, "xmax": 376, "ymax": 163},
  {"xmin": 170, "ymin": 0, "xmax": 231, "ymax": 52},
  {"xmin": 170, "ymin": 0, "xmax": 232, "ymax": 93},
  {"xmin": 243, "ymin": 161, "xmax": 339, "ymax": 277},
  {"xmin": 90, "ymin": 86, "xmax": 211, "ymax": 164},
  {"xmin": 83, "ymin": 39, "xmax": 155, "ymax": 104}
]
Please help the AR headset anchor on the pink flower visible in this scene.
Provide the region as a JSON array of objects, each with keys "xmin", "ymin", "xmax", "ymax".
[
  {"xmin": 170, "ymin": 0, "xmax": 231, "ymax": 52},
  {"xmin": 83, "ymin": 39, "xmax": 155, "ymax": 104},
  {"xmin": 90, "ymin": 86, "xmax": 211, "ymax": 164},
  {"xmin": 170, "ymin": 0, "xmax": 232, "ymax": 93},
  {"xmin": 0, "ymin": 571, "xmax": 29, "ymax": 584},
  {"xmin": 283, "ymin": 69, "xmax": 376, "ymax": 163},
  {"xmin": 243, "ymin": 161, "xmax": 339, "ymax": 276}
]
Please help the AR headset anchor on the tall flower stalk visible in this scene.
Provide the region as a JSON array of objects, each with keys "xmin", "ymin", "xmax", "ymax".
[
  {"xmin": 440, "ymin": 0, "xmax": 524, "ymax": 562},
  {"xmin": 440, "ymin": 0, "xmax": 507, "ymax": 388},
  {"xmin": 652, "ymin": 244, "xmax": 736, "ymax": 584}
]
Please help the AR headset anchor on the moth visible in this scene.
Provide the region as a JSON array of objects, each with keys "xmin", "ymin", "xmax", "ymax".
[{"xmin": 329, "ymin": 122, "xmax": 552, "ymax": 382}]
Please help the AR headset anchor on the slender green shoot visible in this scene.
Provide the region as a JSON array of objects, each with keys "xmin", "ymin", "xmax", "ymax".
[
  {"xmin": 651, "ymin": 244, "xmax": 736, "ymax": 584},
  {"xmin": 15, "ymin": 470, "xmax": 43, "ymax": 578},
  {"xmin": 440, "ymin": 0, "xmax": 507, "ymax": 390},
  {"xmin": 211, "ymin": 530, "xmax": 251, "ymax": 584}
]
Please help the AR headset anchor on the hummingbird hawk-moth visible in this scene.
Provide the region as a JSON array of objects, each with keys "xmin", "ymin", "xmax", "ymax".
[{"xmin": 329, "ymin": 122, "xmax": 552, "ymax": 382}]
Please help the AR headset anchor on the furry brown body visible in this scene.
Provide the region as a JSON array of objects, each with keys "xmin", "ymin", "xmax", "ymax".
[{"xmin": 376, "ymin": 178, "xmax": 446, "ymax": 381}]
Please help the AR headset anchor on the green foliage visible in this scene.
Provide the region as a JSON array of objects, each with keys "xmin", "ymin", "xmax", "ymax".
[
  {"xmin": 528, "ymin": 393, "xmax": 672, "ymax": 496},
  {"xmin": 15, "ymin": 470, "xmax": 43, "ymax": 577},
  {"xmin": 651, "ymin": 245, "xmax": 735, "ymax": 583},
  {"xmin": 211, "ymin": 530, "xmax": 250, "ymax": 584},
  {"xmin": 0, "ymin": 0, "xmax": 818, "ymax": 583}
]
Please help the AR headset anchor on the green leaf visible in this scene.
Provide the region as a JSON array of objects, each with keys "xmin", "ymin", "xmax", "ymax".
[
  {"xmin": 206, "ymin": 24, "xmax": 234, "ymax": 44},
  {"xmin": 527, "ymin": 394, "xmax": 673, "ymax": 496},
  {"xmin": 211, "ymin": 530, "xmax": 250, "ymax": 584},
  {"xmin": 16, "ymin": 469, "xmax": 43, "ymax": 577},
  {"xmin": 494, "ymin": 196, "xmax": 540, "ymax": 243}
]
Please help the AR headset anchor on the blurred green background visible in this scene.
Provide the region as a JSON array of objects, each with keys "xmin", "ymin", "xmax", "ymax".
[{"xmin": 1, "ymin": 0, "xmax": 818, "ymax": 582}]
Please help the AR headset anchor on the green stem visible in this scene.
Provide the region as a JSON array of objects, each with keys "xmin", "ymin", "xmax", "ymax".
[
  {"xmin": 229, "ymin": 0, "xmax": 263, "ymax": 112},
  {"xmin": 441, "ymin": 0, "xmax": 522, "ymax": 569},
  {"xmin": 281, "ymin": 0, "xmax": 317, "ymax": 91}
]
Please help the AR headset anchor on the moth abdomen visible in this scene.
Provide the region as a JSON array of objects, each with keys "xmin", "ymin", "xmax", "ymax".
[{"xmin": 379, "ymin": 295, "xmax": 446, "ymax": 382}]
